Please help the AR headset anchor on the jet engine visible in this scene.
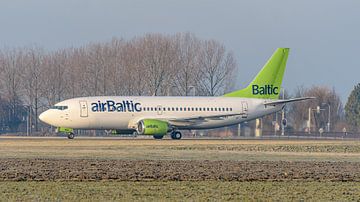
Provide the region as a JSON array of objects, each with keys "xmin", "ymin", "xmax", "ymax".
[{"xmin": 137, "ymin": 119, "xmax": 170, "ymax": 135}]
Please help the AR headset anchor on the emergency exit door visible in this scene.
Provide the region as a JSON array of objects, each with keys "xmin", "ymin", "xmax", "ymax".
[{"xmin": 79, "ymin": 101, "xmax": 88, "ymax": 117}]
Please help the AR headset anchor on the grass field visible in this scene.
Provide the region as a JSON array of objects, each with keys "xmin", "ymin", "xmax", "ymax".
[{"xmin": 0, "ymin": 137, "xmax": 359, "ymax": 201}]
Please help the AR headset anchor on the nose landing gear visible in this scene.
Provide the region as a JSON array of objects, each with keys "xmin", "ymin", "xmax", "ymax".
[{"xmin": 56, "ymin": 127, "xmax": 75, "ymax": 139}]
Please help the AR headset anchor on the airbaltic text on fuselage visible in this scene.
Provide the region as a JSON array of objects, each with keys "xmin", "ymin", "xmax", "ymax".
[
  {"xmin": 91, "ymin": 100, "xmax": 141, "ymax": 112},
  {"xmin": 252, "ymin": 85, "xmax": 279, "ymax": 95}
]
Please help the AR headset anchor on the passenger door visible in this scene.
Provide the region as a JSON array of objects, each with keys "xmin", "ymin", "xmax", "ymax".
[{"xmin": 79, "ymin": 101, "xmax": 88, "ymax": 117}]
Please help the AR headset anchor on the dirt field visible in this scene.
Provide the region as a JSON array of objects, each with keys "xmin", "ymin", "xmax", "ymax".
[
  {"xmin": 1, "ymin": 181, "xmax": 359, "ymax": 201},
  {"xmin": 0, "ymin": 158, "xmax": 359, "ymax": 182},
  {"xmin": 0, "ymin": 137, "xmax": 359, "ymax": 201}
]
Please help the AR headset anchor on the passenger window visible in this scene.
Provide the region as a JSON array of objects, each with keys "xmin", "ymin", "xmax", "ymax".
[
  {"xmin": 172, "ymin": 107, "xmax": 175, "ymax": 111},
  {"xmin": 163, "ymin": 107, "xmax": 166, "ymax": 111},
  {"xmin": 176, "ymin": 107, "xmax": 178, "ymax": 111}
]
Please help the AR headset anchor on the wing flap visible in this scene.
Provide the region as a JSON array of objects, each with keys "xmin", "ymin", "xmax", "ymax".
[{"xmin": 167, "ymin": 113, "xmax": 244, "ymax": 127}]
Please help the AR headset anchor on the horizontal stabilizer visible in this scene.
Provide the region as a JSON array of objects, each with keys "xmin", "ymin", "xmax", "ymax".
[{"xmin": 264, "ymin": 97, "xmax": 315, "ymax": 106}]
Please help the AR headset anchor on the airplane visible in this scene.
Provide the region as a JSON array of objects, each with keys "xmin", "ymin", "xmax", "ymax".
[{"xmin": 39, "ymin": 48, "xmax": 313, "ymax": 139}]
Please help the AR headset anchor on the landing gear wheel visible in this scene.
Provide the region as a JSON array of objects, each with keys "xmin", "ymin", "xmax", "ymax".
[
  {"xmin": 153, "ymin": 135, "xmax": 164, "ymax": 139},
  {"xmin": 171, "ymin": 131, "xmax": 182, "ymax": 140},
  {"xmin": 67, "ymin": 132, "xmax": 75, "ymax": 139}
]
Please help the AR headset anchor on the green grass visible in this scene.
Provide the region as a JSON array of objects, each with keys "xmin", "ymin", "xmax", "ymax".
[{"xmin": 0, "ymin": 181, "xmax": 359, "ymax": 201}]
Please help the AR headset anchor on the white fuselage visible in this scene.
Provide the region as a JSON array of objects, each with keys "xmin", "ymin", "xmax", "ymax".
[{"xmin": 39, "ymin": 96, "xmax": 283, "ymax": 131}]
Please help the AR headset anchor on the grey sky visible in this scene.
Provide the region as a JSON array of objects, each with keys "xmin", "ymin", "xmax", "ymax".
[{"xmin": 1, "ymin": 0, "xmax": 359, "ymax": 102}]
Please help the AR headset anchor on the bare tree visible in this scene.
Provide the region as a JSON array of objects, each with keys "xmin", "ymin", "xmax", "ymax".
[
  {"xmin": 171, "ymin": 33, "xmax": 201, "ymax": 96},
  {"xmin": 0, "ymin": 49, "xmax": 24, "ymax": 107},
  {"xmin": 0, "ymin": 49, "xmax": 25, "ymax": 131},
  {"xmin": 197, "ymin": 40, "xmax": 236, "ymax": 96},
  {"xmin": 105, "ymin": 38, "xmax": 126, "ymax": 96},
  {"xmin": 22, "ymin": 47, "xmax": 45, "ymax": 132},
  {"xmin": 139, "ymin": 34, "xmax": 177, "ymax": 96},
  {"xmin": 288, "ymin": 86, "xmax": 342, "ymax": 132},
  {"xmin": 65, "ymin": 47, "xmax": 87, "ymax": 97},
  {"xmin": 42, "ymin": 50, "xmax": 69, "ymax": 106}
]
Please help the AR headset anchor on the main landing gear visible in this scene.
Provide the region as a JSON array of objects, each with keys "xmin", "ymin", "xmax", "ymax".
[
  {"xmin": 152, "ymin": 131, "xmax": 182, "ymax": 140},
  {"xmin": 67, "ymin": 132, "xmax": 75, "ymax": 139},
  {"xmin": 170, "ymin": 131, "xmax": 182, "ymax": 140}
]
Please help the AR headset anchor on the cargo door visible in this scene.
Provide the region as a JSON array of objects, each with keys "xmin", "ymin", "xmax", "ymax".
[
  {"xmin": 79, "ymin": 101, "xmax": 88, "ymax": 117},
  {"xmin": 241, "ymin": 101, "xmax": 248, "ymax": 118}
]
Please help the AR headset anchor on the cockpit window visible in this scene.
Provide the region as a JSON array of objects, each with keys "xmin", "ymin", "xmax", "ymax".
[{"xmin": 51, "ymin": 106, "xmax": 68, "ymax": 110}]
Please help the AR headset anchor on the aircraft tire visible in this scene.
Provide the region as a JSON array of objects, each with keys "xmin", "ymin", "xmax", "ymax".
[
  {"xmin": 67, "ymin": 133, "xmax": 75, "ymax": 139},
  {"xmin": 171, "ymin": 131, "xmax": 182, "ymax": 140},
  {"xmin": 153, "ymin": 135, "xmax": 164, "ymax": 139}
]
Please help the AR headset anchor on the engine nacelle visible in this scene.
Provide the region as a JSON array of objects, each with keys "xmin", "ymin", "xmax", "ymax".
[{"xmin": 137, "ymin": 119, "xmax": 169, "ymax": 135}]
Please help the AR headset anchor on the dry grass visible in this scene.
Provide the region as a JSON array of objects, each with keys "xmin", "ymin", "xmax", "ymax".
[
  {"xmin": 0, "ymin": 137, "xmax": 359, "ymax": 161},
  {"xmin": 1, "ymin": 136, "xmax": 357, "ymax": 146}
]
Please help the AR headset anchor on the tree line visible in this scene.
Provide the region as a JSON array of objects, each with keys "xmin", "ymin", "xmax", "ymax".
[
  {"xmin": 0, "ymin": 32, "xmax": 358, "ymax": 135},
  {"xmin": 0, "ymin": 33, "xmax": 236, "ymax": 132}
]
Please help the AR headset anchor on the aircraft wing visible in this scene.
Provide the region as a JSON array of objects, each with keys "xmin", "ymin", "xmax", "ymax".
[
  {"xmin": 264, "ymin": 97, "xmax": 315, "ymax": 107},
  {"xmin": 166, "ymin": 113, "xmax": 244, "ymax": 126}
]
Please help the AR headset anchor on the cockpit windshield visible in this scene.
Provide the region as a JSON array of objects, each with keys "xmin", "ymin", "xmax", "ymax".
[{"xmin": 51, "ymin": 106, "xmax": 68, "ymax": 110}]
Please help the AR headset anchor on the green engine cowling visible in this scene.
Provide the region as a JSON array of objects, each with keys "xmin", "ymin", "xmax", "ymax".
[{"xmin": 137, "ymin": 119, "xmax": 170, "ymax": 135}]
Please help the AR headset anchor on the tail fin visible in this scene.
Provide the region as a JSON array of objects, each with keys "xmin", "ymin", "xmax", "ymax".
[{"xmin": 223, "ymin": 48, "xmax": 289, "ymax": 99}]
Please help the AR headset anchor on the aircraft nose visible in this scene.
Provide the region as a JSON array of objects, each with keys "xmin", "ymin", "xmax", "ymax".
[{"xmin": 39, "ymin": 110, "xmax": 50, "ymax": 124}]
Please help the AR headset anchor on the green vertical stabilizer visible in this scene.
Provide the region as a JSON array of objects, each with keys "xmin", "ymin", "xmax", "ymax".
[{"xmin": 223, "ymin": 48, "xmax": 289, "ymax": 99}]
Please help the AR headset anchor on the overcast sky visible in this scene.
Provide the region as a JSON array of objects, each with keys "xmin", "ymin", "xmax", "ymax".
[{"xmin": 1, "ymin": 0, "xmax": 359, "ymax": 102}]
